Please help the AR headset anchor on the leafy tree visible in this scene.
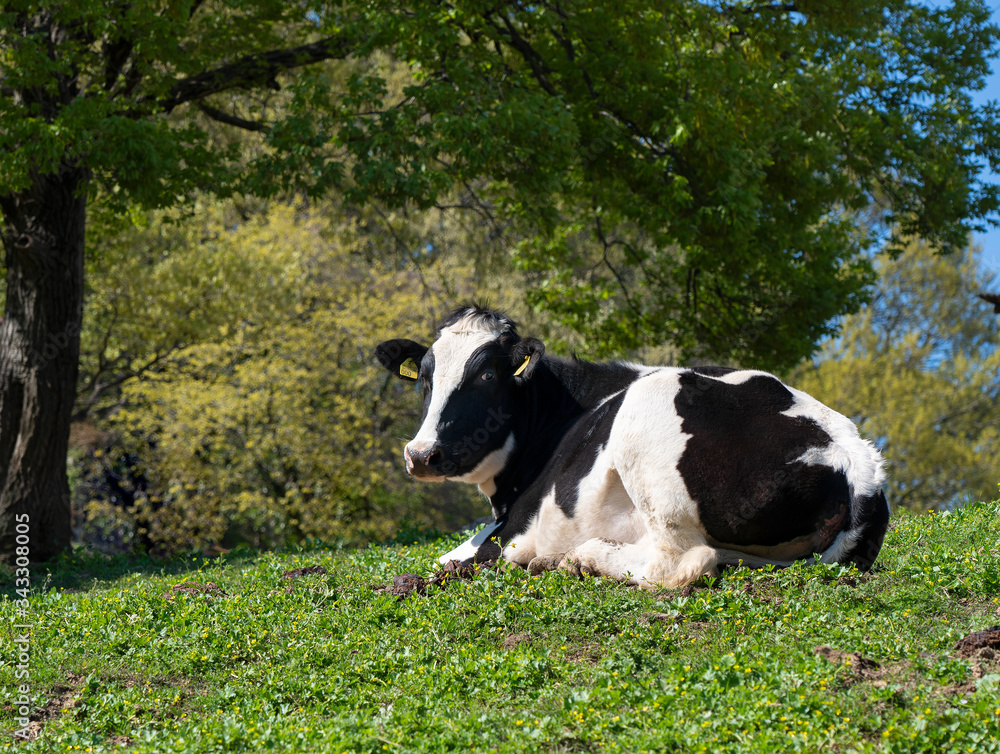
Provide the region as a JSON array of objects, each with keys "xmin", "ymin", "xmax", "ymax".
[
  {"xmin": 0, "ymin": 0, "xmax": 363, "ymax": 560},
  {"xmin": 75, "ymin": 197, "xmax": 300, "ymax": 423},
  {"xmin": 315, "ymin": 0, "xmax": 1000, "ymax": 362},
  {"xmin": 3, "ymin": 0, "xmax": 1000, "ymax": 560},
  {"xmin": 792, "ymin": 241, "xmax": 1000, "ymax": 511}
]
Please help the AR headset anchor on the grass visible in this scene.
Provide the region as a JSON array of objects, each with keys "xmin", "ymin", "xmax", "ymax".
[{"xmin": 2, "ymin": 501, "xmax": 1000, "ymax": 753}]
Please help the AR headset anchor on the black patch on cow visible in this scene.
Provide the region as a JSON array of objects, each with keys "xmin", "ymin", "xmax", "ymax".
[
  {"xmin": 375, "ymin": 339, "xmax": 429, "ymax": 381},
  {"xmin": 475, "ymin": 538, "xmax": 502, "ymax": 563},
  {"xmin": 689, "ymin": 365, "xmax": 738, "ymax": 378},
  {"xmin": 553, "ymin": 391, "xmax": 628, "ymax": 517},
  {"xmin": 417, "ymin": 348, "xmax": 435, "ymax": 416},
  {"xmin": 427, "ymin": 340, "xmax": 517, "ymax": 477},
  {"xmin": 420, "ymin": 348, "xmax": 435, "ymax": 386},
  {"xmin": 675, "ymin": 371, "xmax": 849, "ymax": 547},
  {"xmin": 840, "ymin": 488, "xmax": 890, "ymax": 571}
]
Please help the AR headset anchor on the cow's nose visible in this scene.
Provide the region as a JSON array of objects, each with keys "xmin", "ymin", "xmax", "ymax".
[{"xmin": 404, "ymin": 443, "xmax": 445, "ymax": 477}]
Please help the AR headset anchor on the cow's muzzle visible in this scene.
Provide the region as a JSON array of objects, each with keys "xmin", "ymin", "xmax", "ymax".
[{"xmin": 404, "ymin": 443, "xmax": 448, "ymax": 481}]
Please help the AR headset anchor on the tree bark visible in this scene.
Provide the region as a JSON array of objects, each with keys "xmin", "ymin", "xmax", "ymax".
[{"xmin": 0, "ymin": 163, "xmax": 88, "ymax": 562}]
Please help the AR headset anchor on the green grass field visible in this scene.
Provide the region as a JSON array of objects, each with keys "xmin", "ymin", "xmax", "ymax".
[{"xmin": 3, "ymin": 501, "xmax": 1000, "ymax": 753}]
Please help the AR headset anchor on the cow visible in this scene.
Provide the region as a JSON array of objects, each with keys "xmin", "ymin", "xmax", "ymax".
[{"xmin": 375, "ymin": 305, "xmax": 889, "ymax": 588}]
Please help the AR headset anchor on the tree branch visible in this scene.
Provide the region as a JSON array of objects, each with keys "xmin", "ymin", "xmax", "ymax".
[
  {"xmin": 102, "ymin": 34, "xmax": 134, "ymax": 92},
  {"xmin": 73, "ymin": 345, "xmax": 185, "ymax": 423},
  {"xmin": 483, "ymin": 12, "xmax": 558, "ymax": 97},
  {"xmin": 195, "ymin": 101, "xmax": 268, "ymax": 132},
  {"xmin": 161, "ymin": 33, "xmax": 355, "ymax": 112},
  {"xmin": 595, "ymin": 213, "xmax": 643, "ymax": 324}
]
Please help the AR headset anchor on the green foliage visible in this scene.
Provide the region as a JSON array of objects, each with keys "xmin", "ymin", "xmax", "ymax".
[
  {"xmin": 2, "ymin": 501, "xmax": 1000, "ymax": 752},
  {"xmin": 4, "ymin": 1, "xmax": 1000, "ymax": 367},
  {"xmin": 296, "ymin": 0, "xmax": 1000, "ymax": 366},
  {"xmin": 77, "ymin": 200, "xmax": 482, "ymax": 552},
  {"xmin": 792, "ymin": 241, "xmax": 1000, "ymax": 511},
  {"xmin": 0, "ymin": 0, "xmax": 308, "ymax": 207}
]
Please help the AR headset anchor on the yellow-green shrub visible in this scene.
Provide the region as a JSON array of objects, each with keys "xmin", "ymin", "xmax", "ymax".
[
  {"xmin": 792, "ymin": 240, "xmax": 1000, "ymax": 511},
  {"xmin": 81, "ymin": 201, "xmax": 481, "ymax": 552}
]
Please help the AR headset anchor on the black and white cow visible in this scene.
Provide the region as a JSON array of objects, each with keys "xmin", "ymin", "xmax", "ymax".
[{"xmin": 375, "ymin": 306, "xmax": 889, "ymax": 588}]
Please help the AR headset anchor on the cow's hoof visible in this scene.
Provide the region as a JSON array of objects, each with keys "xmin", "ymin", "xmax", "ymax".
[
  {"xmin": 558, "ymin": 556, "xmax": 598, "ymax": 579},
  {"xmin": 528, "ymin": 554, "xmax": 564, "ymax": 576}
]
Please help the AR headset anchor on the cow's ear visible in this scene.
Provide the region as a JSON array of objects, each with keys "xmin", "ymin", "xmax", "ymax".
[
  {"xmin": 375, "ymin": 339, "xmax": 428, "ymax": 382},
  {"xmin": 510, "ymin": 337, "xmax": 544, "ymax": 381}
]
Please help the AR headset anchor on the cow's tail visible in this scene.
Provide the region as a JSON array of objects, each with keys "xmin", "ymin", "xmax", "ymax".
[
  {"xmin": 713, "ymin": 549, "xmax": 798, "ymax": 569},
  {"xmin": 819, "ymin": 487, "xmax": 890, "ymax": 571}
]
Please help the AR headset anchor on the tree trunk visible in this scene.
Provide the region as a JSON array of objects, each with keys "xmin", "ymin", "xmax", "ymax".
[{"xmin": 0, "ymin": 164, "xmax": 88, "ymax": 562}]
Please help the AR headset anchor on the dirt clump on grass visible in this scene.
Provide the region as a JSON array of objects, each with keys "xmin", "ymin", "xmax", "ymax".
[
  {"xmin": 375, "ymin": 559, "xmax": 498, "ymax": 600},
  {"xmin": 954, "ymin": 625, "xmax": 1000, "ymax": 658},
  {"xmin": 502, "ymin": 633, "xmax": 532, "ymax": 650},
  {"xmin": 434, "ymin": 558, "xmax": 496, "ymax": 583},
  {"xmin": 949, "ymin": 625, "xmax": 1000, "ymax": 694},
  {"xmin": 282, "ymin": 565, "xmax": 328, "ymax": 579},
  {"xmin": 378, "ymin": 573, "xmax": 429, "ymax": 599}
]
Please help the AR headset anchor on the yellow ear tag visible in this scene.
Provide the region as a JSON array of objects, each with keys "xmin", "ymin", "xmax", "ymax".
[
  {"xmin": 513, "ymin": 355, "xmax": 531, "ymax": 377},
  {"xmin": 399, "ymin": 358, "xmax": 419, "ymax": 380}
]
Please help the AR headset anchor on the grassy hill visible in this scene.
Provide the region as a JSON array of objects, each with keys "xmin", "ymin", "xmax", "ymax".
[{"xmin": 2, "ymin": 500, "xmax": 999, "ymax": 753}]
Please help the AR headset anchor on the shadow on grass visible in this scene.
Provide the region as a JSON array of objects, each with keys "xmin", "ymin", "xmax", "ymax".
[
  {"xmin": 1, "ymin": 523, "xmax": 450, "ymax": 595},
  {"xmin": 0, "ymin": 547, "xmax": 264, "ymax": 594}
]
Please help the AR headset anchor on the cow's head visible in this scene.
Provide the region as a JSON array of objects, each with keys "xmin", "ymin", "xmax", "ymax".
[{"xmin": 375, "ymin": 306, "xmax": 544, "ymax": 489}]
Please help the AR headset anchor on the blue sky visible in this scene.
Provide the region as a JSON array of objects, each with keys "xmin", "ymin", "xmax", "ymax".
[{"xmin": 955, "ymin": 1, "xmax": 1000, "ymax": 275}]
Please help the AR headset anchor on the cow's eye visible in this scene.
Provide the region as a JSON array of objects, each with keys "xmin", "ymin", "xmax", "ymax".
[{"xmin": 480, "ymin": 370, "xmax": 495, "ymax": 382}]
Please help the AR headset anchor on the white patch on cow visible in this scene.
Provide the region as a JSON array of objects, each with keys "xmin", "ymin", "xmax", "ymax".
[
  {"xmin": 558, "ymin": 536, "xmax": 718, "ymax": 589},
  {"xmin": 523, "ymin": 445, "xmax": 650, "ymax": 568},
  {"xmin": 572, "ymin": 443, "xmax": 648, "ymax": 543},
  {"xmin": 438, "ymin": 519, "xmax": 503, "ymax": 564},
  {"xmin": 532, "ymin": 486, "xmax": 577, "ymax": 557},
  {"xmin": 408, "ymin": 311, "xmax": 514, "ymax": 463},
  {"xmin": 454, "ymin": 432, "xmax": 516, "ymax": 496},
  {"xmin": 563, "ymin": 536, "xmax": 655, "ymax": 584},
  {"xmin": 610, "ymin": 371, "xmax": 701, "ymax": 531},
  {"xmin": 717, "ymin": 369, "xmax": 770, "ymax": 385},
  {"xmin": 782, "ymin": 386, "xmax": 885, "ymax": 500},
  {"xmin": 441, "ymin": 311, "xmax": 513, "ymax": 338}
]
